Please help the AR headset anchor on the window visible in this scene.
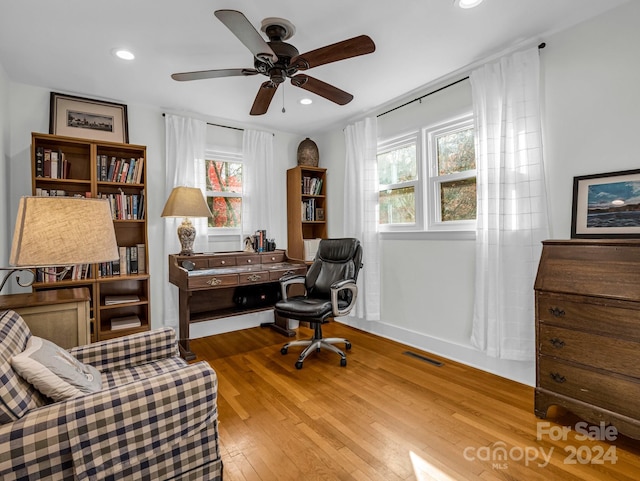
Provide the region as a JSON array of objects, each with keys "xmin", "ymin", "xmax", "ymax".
[
  {"xmin": 377, "ymin": 133, "xmax": 422, "ymax": 229},
  {"xmin": 205, "ymin": 150, "xmax": 243, "ymax": 230},
  {"xmin": 377, "ymin": 115, "xmax": 476, "ymax": 234}
]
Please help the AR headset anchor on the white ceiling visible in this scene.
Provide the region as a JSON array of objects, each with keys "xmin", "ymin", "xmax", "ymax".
[{"xmin": 0, "ymin": 0, "xmax": 628, "ymax": 135}]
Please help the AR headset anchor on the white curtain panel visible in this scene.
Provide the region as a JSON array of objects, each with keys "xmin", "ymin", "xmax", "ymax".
[
  {"xmin": 162, "ymin": 114, "xmax": 207, "ymax": 330},
  {"xmin": 344, "ymin": 117, "xmax": 381, "ymax": 321},
  {"xmin": 242, "ymin": 129, "xmax": 275, "ymax": 237},
  {"xmin": 470, "ymin": 47, "xmax": 550, "ymax": 361}
]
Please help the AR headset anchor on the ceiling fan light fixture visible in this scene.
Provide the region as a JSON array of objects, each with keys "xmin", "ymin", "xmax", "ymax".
[
  {"xmin": 300, "ymin": 98, "xmax": 313, "ymax": 105},
  {"xmin": 457, "ymin": 0, "xmax": 484, "ymax": 9},
  {"xmin": 260, "ymin": 17, "xmax": 296, "ymax": 40},
  {"xmin": 112, "ymin": 48, "xmax": 135, "ymax": 60}
]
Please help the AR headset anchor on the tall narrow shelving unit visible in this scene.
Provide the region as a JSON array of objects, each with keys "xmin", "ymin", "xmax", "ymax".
[
  {"xmin": 30, "ymin": 132, "xmax": 150, "ymax": 342},
  {"xmin": 286, "ymin": 166, "xmax": 327, "ymax": 262}
]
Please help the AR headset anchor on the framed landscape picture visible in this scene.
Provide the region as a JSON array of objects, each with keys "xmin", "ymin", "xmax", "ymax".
[
  {"xmin": 571, "ymin": 169, "xmax": 640, "ymax": 238},
  {"xmin": 49, "ymin": 92, "xmax": 129, "ymax": 143}
]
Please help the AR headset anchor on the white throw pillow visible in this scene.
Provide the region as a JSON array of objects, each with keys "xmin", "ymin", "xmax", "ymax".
[{"xmin": 10, "ymin": 336, "xmax": 102, "ymax": 402}]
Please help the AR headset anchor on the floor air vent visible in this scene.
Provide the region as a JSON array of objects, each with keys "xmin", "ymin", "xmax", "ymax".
[{"xmin": 403, "ymin": 351, "xmax": 443, "ymax": 366}]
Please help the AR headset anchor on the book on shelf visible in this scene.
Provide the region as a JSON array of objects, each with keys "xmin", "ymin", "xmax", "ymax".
[
  {"xmin": 105, "ymin": 294, "xmax": 140, "ymax": 305},
  {"xmin": 110, "ymin": 314, "xmax": 142, "ymax": 330},
  {"xmin": 136, "ymin": 243, "xmax": 146, "ymax": 274},
  {"xmin": 35, "ymin": 146, "xmax": 44, "ymax": 177}
]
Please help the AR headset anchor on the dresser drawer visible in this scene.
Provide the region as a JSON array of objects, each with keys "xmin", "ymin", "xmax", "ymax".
[
  {"xmin": 537, "ymin": 293, "xmax": 640, "ymax": 342},
  {"xmin": 188, "ymin": 273, "xmax": 238, "ymax": 289},
  {"xmin": 539, "ymin": 324, "xmax": 640, "ymax": 378},
  {"xmin": 539, "ymin": 355, "xmax": 640, "ymax": 419}
]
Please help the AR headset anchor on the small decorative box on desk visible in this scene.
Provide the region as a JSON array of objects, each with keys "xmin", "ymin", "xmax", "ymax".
[
  {"xmin": 534, "ymin": 239, "xmax": 640, "ymax": 440},
  {"xmin": 168, "ymin": 250, "xmax": 306, "ymax": 360}
]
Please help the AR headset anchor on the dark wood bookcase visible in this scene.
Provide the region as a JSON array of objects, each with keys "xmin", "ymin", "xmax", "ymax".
[
  {"xmin": 286, "ymin": 166, "xmax": 327, "ymax": 262},
  {"xmin": 30, "ymin": 132, "xmax": 150, "ymax": 341}
]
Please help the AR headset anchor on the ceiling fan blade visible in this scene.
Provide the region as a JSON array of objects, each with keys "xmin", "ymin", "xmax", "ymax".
[
  {"xmin": 250, "ymin": 81, "xmax": 279, "ymax": 115},
  {"xmin": 291, "ymin": 35, "xmax": 375, "ymax": 70},
  {"xmin": 214, "ymin": 10, "xmax": 278, "ymax": 64},
  {"xmin": 171, "ymin": 68, "xmax": 258, "ymax": 82},
  {"xmin": 291, "ymin": 75, "xmax": 353, "ymax": 105}
]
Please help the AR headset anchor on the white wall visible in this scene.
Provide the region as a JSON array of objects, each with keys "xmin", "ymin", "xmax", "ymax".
[
  {"xmin": 316, "ymin": 1, "xmax": 640, "ymax": 386},
  {"xmin": 1, "ymin": 83, "xmax": 301, "ymax": 337},
  {"xmin": 2, "ymin": 1, "xmax": 638, "ymax": 384},
  {"xmin": 0, "ymin": 63, "xmax": 9, "ymax": 270}
]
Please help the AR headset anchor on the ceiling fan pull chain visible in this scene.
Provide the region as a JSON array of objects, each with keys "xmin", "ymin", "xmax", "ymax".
[{"xmin": 282, "ymin": 85, "xmax": 286, "ymax": 113}]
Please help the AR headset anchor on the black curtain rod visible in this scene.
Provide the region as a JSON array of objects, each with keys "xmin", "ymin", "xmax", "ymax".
[
  {"xmin": 162, "ymin": 113, "xmax": 243, "ymax": 131},
  {"xmin": 377, "ymin": 42, "xmax": 546, "ymax": 119}
]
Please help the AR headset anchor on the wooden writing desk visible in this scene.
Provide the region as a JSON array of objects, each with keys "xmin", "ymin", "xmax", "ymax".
[{"xmin": 169, "ymin": 250, "xmax": 306, "ymax": 360}]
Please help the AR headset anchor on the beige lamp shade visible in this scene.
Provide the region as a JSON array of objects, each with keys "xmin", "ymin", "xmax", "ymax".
[
  {"xmin": 10, "ymin": 196, "xmax": 119, "ymax": 267},
  {"xmin": 161, "ymin": 186, "xmax": 213, "ymax": 218},
  {"xmin": 162, "ymin": 186, "xmax": 212, "ymax": 256}
]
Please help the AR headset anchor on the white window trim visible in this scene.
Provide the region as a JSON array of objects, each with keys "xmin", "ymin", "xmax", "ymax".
[
  {"xmin": 425, "ymin": 115, "xmax": 476, "ymax": 232},
  {"xmin": 377, "ymin": 131, "xmax": 424, "ymax": 232},
  {"xmin": 205, "ymin": 147, "xmax": 243, "ymax": 237},
  {"xmin": 377, "ymin": 114, "xmax": 476, "ymax": 239}
]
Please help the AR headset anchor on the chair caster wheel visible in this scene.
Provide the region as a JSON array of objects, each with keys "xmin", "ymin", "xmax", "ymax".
[
  {"xmin": 295, "ymin": 361, "xmax": 304, "ymax": 370},
  {"xmin": 345, "ymin": 342, "xmax": 352, "ymax": 350},
  {"xmin": 281, "ymin": 347, "xmax": 288, "ymax": 355},
  {"xmin": 340, "ymin": 358, "xmax": 347, "ymax": 367}
]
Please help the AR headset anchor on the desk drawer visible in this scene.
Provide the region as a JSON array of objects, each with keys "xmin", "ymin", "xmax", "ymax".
[
  {"xmin": 269, "ymin": 266, "xmax": 306, "ymax": 281},
  {"xmin": 539, "ymin": 324, "xmax": 640, "ymax": 377},
  {"xmin": 238, "ymin": 271, "xmax": 269, "ymax": 285},
  {"xmin": 261, "ymin": 252, "xmax": 285, "ymax": 264},
  {"xmin": 537, "ymin": 293, "xmax": 640, "ymax": 341},
  {"xmin": 237, "ymin": 255, "xmax": 261, "ymax": 266},
  {"xmin": 209, "ymin": 256, "xmax": 236, "ymax": 268},
  {"xmin": 188, "ymin": 273, "xmax": 238, "ymax": 289},
  {"xmin": 539, "ymin": 355, "xmax": 640, "ymax": 419}
]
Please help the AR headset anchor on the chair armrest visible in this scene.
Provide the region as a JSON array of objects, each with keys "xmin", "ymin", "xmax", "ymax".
[
  {"xmin": 279, "ymin": 274, "xmax": 306, "ymax": 301},
  {"xmin": 69, "ymin": 327, "xmax": 179, "ymax": 372},
  {"xmin": 330, "ymin": 279, "xmax": 359, "ymax": 317},
  {"xmin": 0, "ymin": 362, "xmax": 217, "ymax": 481}
]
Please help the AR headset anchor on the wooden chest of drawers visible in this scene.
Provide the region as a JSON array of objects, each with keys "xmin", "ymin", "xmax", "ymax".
[{"xmin": 534, "ymin": 239, "xmax": 640, "ymax": 439}]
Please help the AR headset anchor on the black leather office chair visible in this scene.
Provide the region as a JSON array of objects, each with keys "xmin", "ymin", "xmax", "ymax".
[{"xmin": 276, "ymin": 238, "xmax": 362, "ymax": 369}]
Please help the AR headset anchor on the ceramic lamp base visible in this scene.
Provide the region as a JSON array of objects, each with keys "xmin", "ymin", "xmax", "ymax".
[{"xmin": 177, "ymin": 218, "xmax": 196, "ymax": 256}]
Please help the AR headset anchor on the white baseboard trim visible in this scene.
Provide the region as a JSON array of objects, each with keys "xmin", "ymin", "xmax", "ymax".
[
  {"xmin": 336, "ymin": 316, "xmax": 535, "ymax": 386},
  {"xmin": 189, "ymin": 310, "xmax": 274, "ymax": 338}
]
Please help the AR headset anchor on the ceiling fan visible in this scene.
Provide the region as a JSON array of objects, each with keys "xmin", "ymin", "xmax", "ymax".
[{"xmin": 171, "ymin": 10, "xmax": 376, "ymax": 115}]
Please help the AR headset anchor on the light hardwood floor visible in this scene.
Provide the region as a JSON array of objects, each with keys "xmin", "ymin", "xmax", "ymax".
[{"xmin": 190, "ymin": 322, "xmax": 640, "ymax": 481}]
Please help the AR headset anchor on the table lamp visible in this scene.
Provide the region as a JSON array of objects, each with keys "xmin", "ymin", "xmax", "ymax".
[
  {"xmin": 1, "ymin": 196, "xmax": 119, "ymax": 291},
  {"xmin": 161, "ymin": 186, "xmax": 212, "ymax": 256}
]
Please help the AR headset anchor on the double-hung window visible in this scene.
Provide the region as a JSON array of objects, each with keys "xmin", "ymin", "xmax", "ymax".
[
  {"xmin": 205, "ymin": 149, "xmax": 243, "ymax": 232},
  {"xmin": 377, "ymin": 114, "xmax": 476, "ymax": 235}
]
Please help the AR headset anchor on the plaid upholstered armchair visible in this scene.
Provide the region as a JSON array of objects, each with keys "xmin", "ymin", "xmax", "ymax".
[{"xmin": 0, "ymin": 309, "xmax": 223, "ymax": 480}]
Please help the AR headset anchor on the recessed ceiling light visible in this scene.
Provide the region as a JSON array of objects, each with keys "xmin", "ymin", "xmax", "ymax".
[
  {"xmin": 113, "ymin": 48, "xmax": 135, "ymax": 60},
  {"xmin": 457, "ymin": 0, "xmax": 483, "ymax": 8},
  {"xmin": 300, "ymin": 98, "xmax": 313, "ymax": 105}
]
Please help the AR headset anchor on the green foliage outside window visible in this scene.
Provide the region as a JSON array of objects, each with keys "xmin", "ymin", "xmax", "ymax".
[
  {"xmin": 379, "ymin": 187, "xmax": 415, "ymax": 225},
  {"xmin": 436, "ymin": 128, "xmax": 475, "ymax": 175}
]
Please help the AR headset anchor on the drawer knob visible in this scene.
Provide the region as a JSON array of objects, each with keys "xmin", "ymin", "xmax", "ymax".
[
  {"xmin": 221, "ymin": 260, "xmax": 226, "ymax": 265},
  {"xmin": 549, "ymin": 338, "xmax": 565, "ymax": 348},
  {"xmin": 207, "ymin": 277, "xmax": 222, "ymax": 286},
  {"xmin": 550, "ymin": 372, "xmax": 566, "ymax": 383},
  {"xmin": 548, "ymin": 307, "xmax": 565, "ymax": 317},
  {"xmin": 247, "ymin": 274, "xmax": 262, "ymax": 282},
  {"xmin": 271, "ymin": 256, "xmax": 276, "ymax": 261},
  {"xmin": 247, "ymin": 259, "xmax": 252, "ymax": 263}
]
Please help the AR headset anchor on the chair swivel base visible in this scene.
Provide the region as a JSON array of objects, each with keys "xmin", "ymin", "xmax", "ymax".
[{"xmin": 281, "ymin": 336, "xmax": 351, "ymax": 369}]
